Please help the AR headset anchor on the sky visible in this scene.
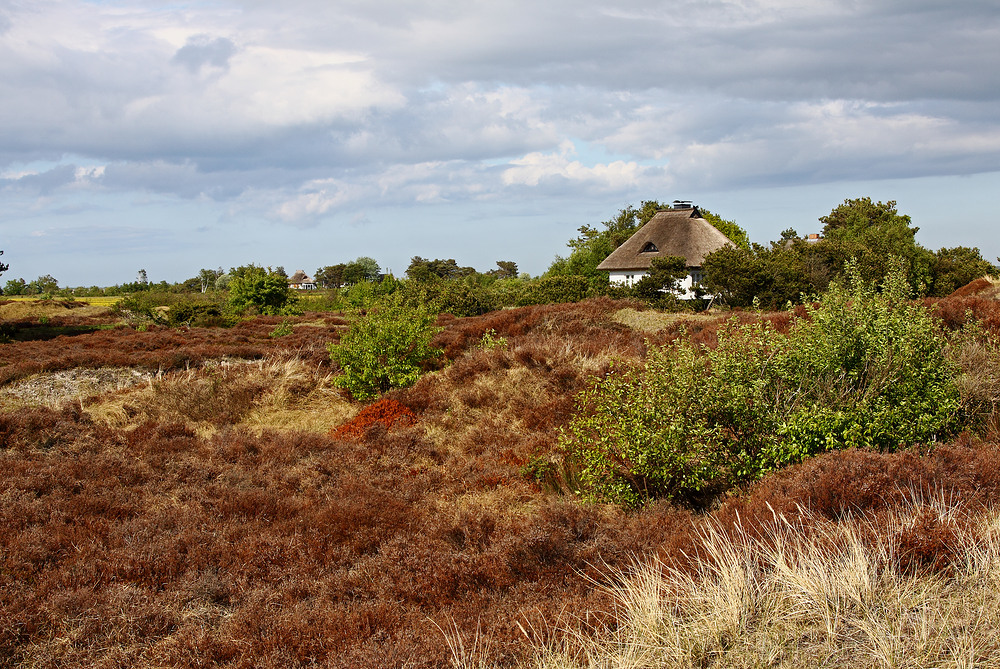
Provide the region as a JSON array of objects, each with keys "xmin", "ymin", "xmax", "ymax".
[{"xmin": 1, "ymin": 0, "xmax": 999, "ymax": 287}]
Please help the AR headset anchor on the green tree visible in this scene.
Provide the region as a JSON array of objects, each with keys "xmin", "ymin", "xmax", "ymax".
[
  {"xmin": 547, "ymin": 200, "xmax": 666, "ymax": 288},
  {"xmin": 489, "ymin": 261, "xmax": 519, "ymax": 279},
  {"xmin": 634, "ymin": 255, "xmax": 688, "ymax": 298},
  {"xmin": 228, "ymin": 266, "xmax": 296, "ymax": 315},
  {"xmin": 702, "ymin": 243, "xmax": 814, "ymax": 308},
  {"xmin": 197, "ymin": 268, "xmax": 223, "ymax": 293},
  {"xmin": 406, "ymin": 257, "xmax": 476, "ymax": 281},
  {"xmin": 328, "ymin": 293, "xmax": 442, "ymax": 400},
  {"xmin": 4, "ymin": 277, "xmax": 25, "ymax": 295},
  {"xmin": 29, "ymin": 274, "xmax": 59, "ymax": 295},
  {"xmin": 315, "ymin": 264, "xmax": 347, "ymax": 289},
  {"xmin": 0, "ymin": 250, "xmax": 8, "ymax": 278},
  {"xmin": 928, "ymin": 246, "xmax": 997, "ymax": 297},
  {"xmin": 342, "ymin": 257, "xmax": 381, "ymax": 285},
  {"xmin": 820, "ymin": 197, "xmax": 933, "ymax": 291}
]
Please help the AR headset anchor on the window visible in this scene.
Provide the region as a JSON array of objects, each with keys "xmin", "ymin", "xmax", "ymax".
[{"xmin": 640, "ymin": 242, "xmax": 658, "ymax": 253}]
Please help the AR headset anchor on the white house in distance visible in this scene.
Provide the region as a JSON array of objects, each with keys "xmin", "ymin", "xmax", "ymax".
[
  {"xmin": 288, "ymin": 270, "xmax": 317, "ymax": 290},
  {"xmin": 596, "ymin": 202, "xmax": 736, "ymax": 299}
]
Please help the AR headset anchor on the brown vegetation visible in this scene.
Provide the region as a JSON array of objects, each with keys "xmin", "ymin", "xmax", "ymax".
[{"xmin": 2, "ymin": 290, "xmax": 1000, "ymax": 666}]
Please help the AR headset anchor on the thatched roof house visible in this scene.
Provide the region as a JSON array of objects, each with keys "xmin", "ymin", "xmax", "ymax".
[
  {"xmin": 288, "ymin": 270, "xmax": 317, "ymax": 290},
  {"xmin": 596, "ymin": 204, "xmax": 735, "ymax": 298}
]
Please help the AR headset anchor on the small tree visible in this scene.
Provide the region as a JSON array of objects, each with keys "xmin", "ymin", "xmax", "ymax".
[
  {"xmin": 30, "ymin": 275, "xmax": 59, "ymax": 295},
  {"xmin": 490, "ymin": 260, "xmax": 519, "ymax": 279},
  {"xmin": 328, "ymin": 294, "xmax": 442, "ymax": 400},
  {"xmin": 315, "ymin": 264, "xmax": 347, "ymax": 289},
  {"xmin": 228, "ymin": 266, "xmax": 295, "ymax": 315},
  {"xmin": 634, "ymin": 255, "xmax": 688, "ymax": 298},
  {"xmin": 4, "ymin": 278, "xmax": 26, "ymax": 295},
  {"xmin": 343, "ymin": 257, "xmax": 381, "ymax": 285}
]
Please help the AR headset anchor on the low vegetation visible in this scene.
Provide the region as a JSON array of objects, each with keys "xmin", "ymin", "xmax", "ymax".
[
  {"xmin": 563, "ymin": 262, "xmax": 964, "ymax": 507},
  {"xmin": 1, "ymin": 276, "xmax": 1000, "ymax": 666},
  {"xmin": 3, "ymin": 198, "xmax": 1000, "ymax": 667}
]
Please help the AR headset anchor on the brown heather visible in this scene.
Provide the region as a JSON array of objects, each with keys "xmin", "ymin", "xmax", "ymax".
[{"xmin": 2, "ymin": 293, "xmax": 1000, "ymax": 667}]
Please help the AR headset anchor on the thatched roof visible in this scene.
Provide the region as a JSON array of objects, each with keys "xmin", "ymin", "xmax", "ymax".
[
  {"xmin": 596, "ymin": 208, "xmax": 735, "ymax": 272},
  {"xmin": 288, "ymin": 270, "xmax": 314, "ymax": 284}
]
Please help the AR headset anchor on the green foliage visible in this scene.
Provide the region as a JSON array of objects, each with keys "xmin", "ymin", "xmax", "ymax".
[
  {"xmin": 929, "ymin": 246, "xmax": 997, "ymax": 297},
  {"xmin": 228, "ymin": 266, "xmax": 297, "ymax": 315},
  {"xmin": 634, "ymin": 255, "xmax": 688, "ymax": 299},
  {"xmin": 269, "ymin": 319, "xmax": 294, "ymax": 338},
  {"xmin": 703, "ymin": 197, "xmax": 991, "ymax": 307},
  {"xmin": 327, "ymin": 294, "xmax": 443, "ymax": 401},
  {"xmin": 516, "ymin": 275, "xmax": 591, "ymax": 306},
  {"xmin": 315, "ymin": 264, "xmax": 346, "ymax": 289},
  {"xmin": 547, "ymin": 201, "xmax": 666, "ymax": 289},
  {"xmin": 702, "ymin": 243, "xmax": 815, "ymax": 308},
  {"xmin": 0, "ymin": 250, "xmax": 7, "ymax": 277},
  {"xmin": 478, "ymin": 329, "xmax": 508, "ymax": 350},
  {"xmin": 406, "ymin": 257, "xmax": 476, "ymax": 281},
  {"xmin": 489, "ymin": 261, "xmax": 519, "ymax": 279},
  {"xmin": 563, "ymin": 261, "xmax": 962, "ymax": 507},
  {"xmin": 819, "ymin": 197, "xmax": 933, "ymax": 290},
  {"xmin": 30, "ymin": 275, "xmax": 60, "ymax": 295},
  {"xmin": 4, "ymin": 278, "xmax": 26, "ymax": 295},
  {"xmin": 700, "ymin": 208, "xmax": 750, "ymax": 250},
  {"xmin": 342, "ymin": 257, "xmax": 381, "ymax": 285},
  {"xmin": 112, "ymin": 291, "xmax": 233, "ymax": 327}
]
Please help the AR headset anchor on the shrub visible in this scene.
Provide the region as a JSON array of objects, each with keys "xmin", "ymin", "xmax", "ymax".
[
  {"xmin": 228, "ymin": 267, "xmax": 297, "ymax": 315},
  {"xmin": 516, "ymin": 275, "xmax": 591, "ymax": 306},
  {"xmin": 331, "ymin": 398, "xmax": 417, "ymax": 440},
  {"xmin": 562, "ymin": 260, "xmax": 963, "ymax": 507},
  {"xmin": 328, "ymin": 294, "xmax": 443, "ymax": 400}
]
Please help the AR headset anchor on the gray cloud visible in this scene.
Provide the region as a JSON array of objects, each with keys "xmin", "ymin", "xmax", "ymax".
[
  {"xmin": 172, "ymin": 35, "xmax": 237, "ymax": 73},
  {"xmin": 0, "ymin": 0, "xmax": 998, "ymax": 241}
]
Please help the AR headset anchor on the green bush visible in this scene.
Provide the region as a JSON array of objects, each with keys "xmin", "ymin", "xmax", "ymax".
[
  {"xmin": 562, "ymin": 260, "xmax": 962, "ymax": 507},
  {"xmin": 228, "ymin": 267, "xmax": 297, "ymax": 315},
  {"xmin": 327, "ymin": 294, "xmax": 442, "ymax": 401},
  {"xmin": 516, "ymin": 275, "xmax": 591, "ymax": 306}
]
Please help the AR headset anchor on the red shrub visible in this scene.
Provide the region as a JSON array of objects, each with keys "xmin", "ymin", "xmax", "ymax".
[{"xmin": 331, "ymin": 398, "xmax": 417, "ymax": 440}]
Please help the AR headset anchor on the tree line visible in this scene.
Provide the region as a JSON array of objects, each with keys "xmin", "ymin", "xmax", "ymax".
[{"xmin": 545, "ymin": 197, "xmax": 996, "ymax": 307}]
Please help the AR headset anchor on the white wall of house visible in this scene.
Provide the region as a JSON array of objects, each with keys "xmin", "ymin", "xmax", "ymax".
[{"xmin": 608, "ymin": 270, "xmax": 703, "ymax": 300}]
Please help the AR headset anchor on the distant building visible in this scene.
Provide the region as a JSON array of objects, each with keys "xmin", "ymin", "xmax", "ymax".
[
  {"xmin": 288, "ymin": 270, "xmax": 317, "ymax": 290},
  {"xmin": 596, "ymin": 202, "xmax": 736, "ymax": 299}
]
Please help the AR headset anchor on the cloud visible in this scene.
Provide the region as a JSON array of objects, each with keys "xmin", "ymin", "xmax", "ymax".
[
  {"xmin": 172, "ymin": 35, "xmax": 237, "ymax": 73},
  {"xmin": 0, "ymin": 0, "xmax": 998, "ymax": 237},
  {"xmin": 502, "ymin": 141, "xmax": 646, "ymax": 191}
]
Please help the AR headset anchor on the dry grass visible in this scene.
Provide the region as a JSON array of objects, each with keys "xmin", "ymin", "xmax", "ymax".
[
  {"xmin": 532, "ymin": 493, "xmax": 1000, "ymax": 669},
  {"xmin": 86, "ymin": 355, "xmax": 351, "ymax": 435},
  {"xmin": 0, "ymin": 367, "xmax": 156, "ymax": 410},
  {"xmin": 611, "ymin": 308, "xmax": 721, "ymax": 333},
  {"xmin": 0, "ymin": 299, "xmax": 111, "ymax": 320}
]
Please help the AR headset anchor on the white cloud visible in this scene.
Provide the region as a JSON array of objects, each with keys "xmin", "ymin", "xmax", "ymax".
[
  {"xmin": 502, "ymin": 141, "xmax": 645, "ymax": 191},
  {"xmin": 2, "ymin": 0, "xmax": 1000, "ymax": 283}
]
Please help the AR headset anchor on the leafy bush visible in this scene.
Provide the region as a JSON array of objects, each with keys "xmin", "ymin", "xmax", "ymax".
[
  {"xmin": 228, "ymin": 266, "xmax": 297, "ymax": 315},
  {"xmin": 516, "ymin": 275, "xmax": 591, "ymax": 306},
  {"xmin": 327, "ymin": 294, "xmax": 443, "ymax": 400},
  {"xmin": 562, "ymin": 261, "xmax": 962, "ymax": 507}
]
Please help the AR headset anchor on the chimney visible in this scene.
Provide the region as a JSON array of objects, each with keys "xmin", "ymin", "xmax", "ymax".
[{"xmin": 672, "ymin": 200, "xmax": 693, "ymax": 209}]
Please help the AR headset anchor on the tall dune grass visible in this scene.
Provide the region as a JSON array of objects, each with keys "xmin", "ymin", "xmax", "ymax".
[{"xmin": 533, "ymin": 494, "xmax": 1000, "ymax": 669}]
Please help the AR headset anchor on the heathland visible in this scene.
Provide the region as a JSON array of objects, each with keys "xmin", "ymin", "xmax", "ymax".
[{"xmin": 3, "ymin": 273, "xmax": 1000, "ymax": 668}]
